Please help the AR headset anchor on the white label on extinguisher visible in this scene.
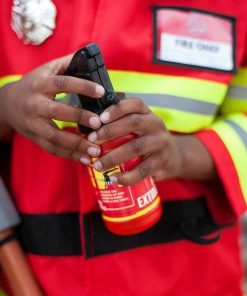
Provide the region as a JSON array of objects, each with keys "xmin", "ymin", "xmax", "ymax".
[{"xmin": 137, "ymin": 186, "xmax": 158, "ymax": 208}]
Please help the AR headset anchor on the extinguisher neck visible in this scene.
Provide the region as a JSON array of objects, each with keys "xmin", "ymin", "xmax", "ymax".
[{"xmin": 100, "ymin": 134, "xmax": 136, "ymax": 155}]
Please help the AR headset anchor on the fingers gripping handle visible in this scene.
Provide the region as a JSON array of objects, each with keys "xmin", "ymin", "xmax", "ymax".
[{"xmin": 65, "ymin": 43, "xmax": 120, "ymax": 133}]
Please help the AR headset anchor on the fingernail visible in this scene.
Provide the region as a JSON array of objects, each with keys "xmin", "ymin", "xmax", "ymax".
[
  {"xmin": 109, "ymin": 175, "xmax": 118, "ymax": 184},
  {"xmin": 95, "ymin": 85, "xmax": 105, "ymax": 96},
  {"xmin": 100, "ymin": 111, "xmax": 110, "ymax": 123},
  {"xmin": 80, "ymin": 156, "xmax": 91, "ymax": 165},
  {"xmin": 87, "ymin": 147, "xmax": 100, "ymax": 157},
  {"xmin": 88, "ymin": 132, "xmax": 97, "ymax": 142},
  {"xmin": 89, "ymin": 117, "xmax": 100, "ymax": 128},
  {"xmin": 93, "ymin": 160, "xmax": 103, "ymax": 170}
]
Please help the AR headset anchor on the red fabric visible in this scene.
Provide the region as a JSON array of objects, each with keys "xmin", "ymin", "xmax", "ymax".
[
  {"xmin": 196, "ymin": 130, "xmax": 246, "ymax": 221},
  {"xmin": 1, "ymin": 0, "xmax": 247, "ymax": 82},
  {"xmin": 26, "ymin": 226, "xmax": 243, "ymax": 296},
  {"xmin": 1, "ymin": 0, "xmax": 247, "ymax": 295}
]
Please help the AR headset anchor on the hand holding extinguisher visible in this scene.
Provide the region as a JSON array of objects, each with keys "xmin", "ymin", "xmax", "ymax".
[{"xmin": 65, "ymin": 43, "xmax": 162, "ymax": 235}]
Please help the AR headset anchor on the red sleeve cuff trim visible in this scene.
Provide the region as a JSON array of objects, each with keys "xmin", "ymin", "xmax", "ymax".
[{"xmin": 196, "ymin": 129, "xmax": 246, "ymax": 218}]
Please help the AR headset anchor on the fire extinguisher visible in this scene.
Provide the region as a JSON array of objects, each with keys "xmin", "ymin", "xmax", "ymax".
[{"xmin": 65, "ymin": 43, "xmax": 162, "ymax": 235}]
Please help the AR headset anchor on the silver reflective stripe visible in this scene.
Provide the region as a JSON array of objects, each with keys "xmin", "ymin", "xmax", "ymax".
[
  {"xmin": 225, "ymin": 120, "xmax": 247, "ymax": 148},
  {"xmin": 56, "ymin": 93, "xmax": 81, "ymax": 106},
  {"xmin": 227, "ymin": 85, "xmax": 247, "ymax": 100},
  {"xmin": 125, "ymin": 93, "xmax": 219, "ymax": 115}
]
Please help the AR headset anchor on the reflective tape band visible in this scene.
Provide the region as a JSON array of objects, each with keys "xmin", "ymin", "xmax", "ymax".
[
  {"xmin": 1, "ymin": 71, "xmax": 228, "ymax": 106},
  {"xmin": 53, "ymin": 119, "xmax": 77, "ymax": 129},
  {"xmin": 0, "ymin": 75, "xmax": 21, "ymax": 87},
  {"xmin": 231, "ymin": 67, "xmax": 247, "ymax": 86},
  {"xmin": 223, "ymin": 84, "xmax": 247, "ymax": 112},
  {"xmin": 125, "ymin": 93, "xmax": 219, "ymax": 115},
  {"xmin": 109, "ymin": 70, "xmax": 227, "ymax": 104},
  {"xmin": 224, "ymin": 67, "xmax": 247, "ymax": 113},
  {"xmin": 212, "ymin": 114, "xmax": 247, "ymax": 200},
  {"xmin": 55, "ymin": 93, "xmax": 80, "ymax": 104},
  {"xmin": 55, "ymin": 92, "xmax": 69, "ymax": 100},
  {"xmin": 220, "ymin": 98, "xmax": 247, "ymax": 114},
  {"xmin": 227, "ymin": 85, "xmax": 247, "ymax": 100},
  {"xmin": 225, "ymin": 118, "xmax": 247, "ymax": 149},
  {"xmin": 55, "ymin": 93, "xmax": 217, "ymax": 132},
  {"xmin": 0, "ymin": 72, "xmax": 227, "ymax": 133},
  {"xmin": 54, "ymin": 94, "xmax": 79, "ymax": 129},
  {"xmin": 54, "ymin": 91, "xmax": 217, "ymax": 132},
  {"xmin": 56, "ymin": 107, "xmax": 214, "ymax": 133},
  {"xmin": 151, "ymin": 107, "xmax": 214, "ymax": 133},
  {"xmin": 109, "ymin": 70, "xmax": 227, "ymax": 132}
]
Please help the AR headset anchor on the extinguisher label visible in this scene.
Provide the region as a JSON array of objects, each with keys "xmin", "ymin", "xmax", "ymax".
[
  {"xmin": 137, "ymin": 186, "xmax": 158, "ymax": 208},
  {"xmin": 88, "ymin": 163, "xmax": 160, "ymax": 221},
  {"xmin": 92, "ymin": 165, "xmax": 123, "ymax": 190}
]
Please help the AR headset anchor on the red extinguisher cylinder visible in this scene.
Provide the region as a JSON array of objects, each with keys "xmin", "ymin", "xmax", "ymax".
[{"xmin": 88, "ymin": 134, "xmax": 163, "ymax": 235}]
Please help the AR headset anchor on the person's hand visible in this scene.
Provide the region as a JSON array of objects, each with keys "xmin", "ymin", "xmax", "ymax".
[
  {"xmin": 0, "ymin": 55, "xmax": 104, "ymax": 163},
  {"xmin": 87, "ymin": 97, "xmax": 216, "ymax": 185},
  {"xmin": 86, "ymin": 97, "xmax": 182, "ymax": 185}
]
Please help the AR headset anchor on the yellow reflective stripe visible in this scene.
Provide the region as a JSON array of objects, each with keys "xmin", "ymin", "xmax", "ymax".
[
  {"xmin": 231, "ymin": 67, "xmax": 247, "ymax": 86},
  {"xmin": 151, "ymin": 107, "xmax": 213, "ymax": 133},
  {"xmin": 0, "ymin": 73, "xmax": 226, "ymax": 133},
  {"xmin": 54, "ymin": 104, "xmax": 214, "ymax": 133},
  {"xmin": 54, "ymin": 94, "xmax": 79, "ymax": 129},
  {"xmin": 211, "ymin": 114, "xmax": 247, "ymax": 200},
  {"xmin": 55, "ymin": 92, "xmax": 67, "ymax": 100},
  {"xmin": 53, "ymin": 119, "xmax": 77, "ymax": 129},
  {"xmin": 0, "ymin": 75, "xmax": 21, "ymax": 87},
  {"xmin": 109, "ymin": 70, "xmax": 227, "ymax": 104},
  {"xmin": 102, "ymin": 196, "xmax": 161, "ymax": 222},
  {"xmin": 221, "ymin": 98, "xmax": 247, "ymax": 114},
  {"xmin": 109, "ymin": 70, "xmax": 227, "ymax": 133},
  {"xmin": 221, "ymin": 66, "xmax": 247, "ymax": 113}
]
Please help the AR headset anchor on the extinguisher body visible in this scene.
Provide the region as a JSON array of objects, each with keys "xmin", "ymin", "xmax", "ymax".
[
  {"xmin": 65, "ymin": 43, "xmax": 162, "ymax": 235},
  {"xmin": 88, "ymin": 134, "xmax": 162, "ymax": 235}
]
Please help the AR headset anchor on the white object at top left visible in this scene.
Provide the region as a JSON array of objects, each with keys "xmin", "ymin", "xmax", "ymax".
[{"xmin": 11, "ymin": 0, "xmax": 57, "ymax": 45}]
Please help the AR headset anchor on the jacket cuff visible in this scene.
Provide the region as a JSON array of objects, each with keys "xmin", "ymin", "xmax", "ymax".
[{"xmin": 196, "ymin": 129, "xmax": 246, "ymax": 220}]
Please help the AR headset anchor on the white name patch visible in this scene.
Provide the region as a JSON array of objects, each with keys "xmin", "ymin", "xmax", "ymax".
[{"xmin": 153, "ymin": 7, "xmax": 236, "ymax": 72}]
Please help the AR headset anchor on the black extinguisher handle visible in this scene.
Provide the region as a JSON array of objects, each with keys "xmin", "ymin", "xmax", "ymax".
[{"xmin": 64, "ymin": 43, "xmax": 120, "ymax": 134}]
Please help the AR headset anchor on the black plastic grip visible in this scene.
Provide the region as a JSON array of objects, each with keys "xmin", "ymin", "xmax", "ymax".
[{"xmin": 64, "ymin": 43, "xmax": 119, "ymax": 134}]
